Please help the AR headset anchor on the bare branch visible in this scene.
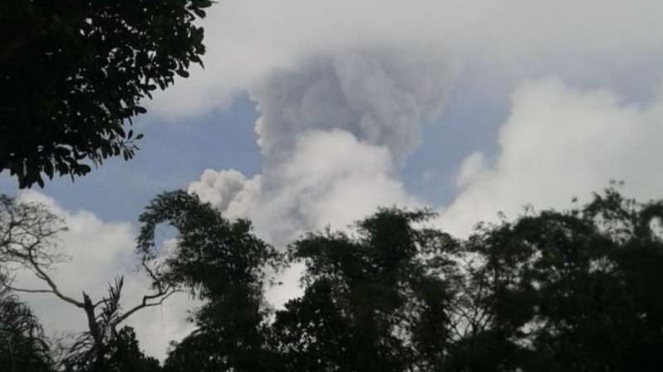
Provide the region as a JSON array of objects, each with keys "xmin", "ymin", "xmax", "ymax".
[
  {"xmin": 26, "ymin": 249, "xmax": 83, "ymax": 308},
  {"xmin": 111, "ymin": 286, "xmax": 178, "ymax": 327},
  {"xmin": 2, "ymin": 285, "xmax": 54, "ymax": 294},
  {"xmin": 1, "ymin": 194, "xmax": 178, "ymax": 367}
]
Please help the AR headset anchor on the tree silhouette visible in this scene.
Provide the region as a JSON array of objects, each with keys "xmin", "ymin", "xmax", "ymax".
[
  {"xmin": 0, "ymin": 0, "xmax": 212, "ymax": 188},
  {"xmin": 0, "ymin": 283, "xmax": 53, "ymax": 372},
  {"xmin": 157, "ymin": 188, "xmax": 663, "ymax": 372},
  {"xmin": 4, "ymin": 187, "xmax": 663, "ymax": 372},
  {"xmin": 0, "ymin": 194, "xmax": 174, "ymax": 371},
  {"xmin": 137, "ymin": 191, "xmax": 281, "ymax": 372},
  {"xmin": 271, "ymin": 208, "xmax": 459, "ymax": 372}
]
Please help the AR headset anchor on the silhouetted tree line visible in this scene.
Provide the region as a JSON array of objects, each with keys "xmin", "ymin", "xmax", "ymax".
[{"xmin": 2, "ymin": 187, "xmax": 663, "ymax": 372}]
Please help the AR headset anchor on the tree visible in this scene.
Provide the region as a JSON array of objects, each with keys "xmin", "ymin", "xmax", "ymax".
[
  {"xmin": 158, "ymin": 204, "xmax": 462, "ymax": 372},
  {"xmin": 446, "ymin": 188, "xmax": 663, "ymax": 372},
  {"xmin": 271, "ymin": 208, "xmax": 460, "ymax": 372},
  {"xmin": 0, "ymin": 194, "xmax": 175, "ymax": 371},
  {"xmin": 136, "ymin": 191, "xmax": 281, "ymax": 372},
  {"xmin": 0, "ymin": 0, "xmax": 212, "ymax": 188},
  {"xmin": 269, "ymin": 190, "xmax": 663, "ymax": 372},
  {"xmin": 0, "ymin": 283, "xmax": 54, "ymax": 372},
  {"xmin": 9, "ymin": 186, "xmax": 659, "ymax": 372},
  {"xmin": 66, "ymin": 326, "xmax": 161, "ymax": 372}
]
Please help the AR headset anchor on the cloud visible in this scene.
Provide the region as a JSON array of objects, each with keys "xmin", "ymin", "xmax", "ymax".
[
  {"xmin": 10, "ymin": 192, "xmax": 194, "ymax": 360},
  {"xmin": 164, "ymin": 0, "xmax": 663, "ymax": 249},
  {"xmin": 161, "ymin": 0, "xmax": 663, "ymax": 248},
  {"xmin": 190, "ymin": 130, "xmax": 421, "ymax": 246},
  {"xmin": 456, "ymin": 152, "xmax": 486, "ymax": 188},
  {"xmin": 187, "ymin": 49, "xmax": 450, "ymax": 246},
  {"xmin": 188, "ymin": 169, "xmax": 260, "ymax": 219},
  {"xmin": 437, "ymin": 78, "xmax": 663, "ymax": 236},
  {"xmin": 147, "ymin": 0, "xmax": 663, "ymax": 119},
  {"xmin": 252, "ymin": 50, "xmax": 455, "ymax": 163}
]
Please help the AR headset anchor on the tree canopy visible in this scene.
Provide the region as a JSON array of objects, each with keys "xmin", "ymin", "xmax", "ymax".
[
  {"xmin": 137, "ymin": 191, "xmax": 281, "ymax": 372},
  {"xmin": 2, "ymin": 188, "xmax": 663, "ymax": 372},
  {"xmin": 159, "ymin": 188, "xmax": 663, "ymax": 372},
  {"xmin": 0, "ymin": 0, "xmax": 211, "ymax": 188},
  {"xmin": 0, "ymin": 285, "xmax": 53, "ymax": 372}
]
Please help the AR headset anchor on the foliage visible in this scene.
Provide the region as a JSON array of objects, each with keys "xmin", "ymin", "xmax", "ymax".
[
  {"xmin": 160, "ymin": 188, "xmax": 663, "ymax": 372},
  {"xmin": 65, "ymin": 327, "xmax": 161, "ymax": 372},
  {"xmin": 0, "ymin": 0, "xmax": 212, "ymax": 188},
  {"xmin": 445, "ymin": 188, "xmax": 663, "ymax": 372},
  {"xmin": 0, "ymin": 285, "xmax": 53, "ymax": 372},
  {"xmin": 138, "ymin": 191, "xmax": 281, "ymax": 372},
  {"xmin": 3, "ymin": 187, "xmax": 663, "ymax": 372},
  {"xmin": 271, "ymin": 208, "xmax": 460, "ymax": 372}
]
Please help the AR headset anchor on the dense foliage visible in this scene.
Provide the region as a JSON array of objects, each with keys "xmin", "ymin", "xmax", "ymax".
[
  {"xmin": 0, "ymin": 0, "xmax": 211, "ymax": 188},
  {"xmin": 160, "ymin": 188, "xmax": 663, "ymax": 372},
  {"xmin": 0, "ymin": 285, "xmax": 53, "ymax": 372},
  {"xmin": 137, "ymin": 191, "xmax": 281, "ymax": 372},
  {"xmin": 2, "ymin": 188, "xmax": 663, "ymax": 371}
]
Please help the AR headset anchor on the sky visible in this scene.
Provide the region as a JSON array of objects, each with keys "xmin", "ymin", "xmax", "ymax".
[{"xmin": 2, "ymin": 0, "xmax": 663, "ymax": 360}]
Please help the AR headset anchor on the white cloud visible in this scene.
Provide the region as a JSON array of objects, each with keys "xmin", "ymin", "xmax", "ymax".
[
  {"xmin": 188, "ymin": 169, "xmax": 260, "ymax": 219},
  {"xmin": 190, "ymin": 130, "xmax": 421, "ymax": 246},
  {"xmin": 147, "ymin": 0, "xmax": 663, "ymax": 119},
  {"xmin": 160, "ymin": 0, "xmax": 663, "ymax": 251},
  {"xmin": 437, "ymin": 78, "xmax": 663, "ymax": 236},
  {"xmin": 456, "ymin": 152, "xmax": 486, "ymax": 188},
  {"xmin": 10, "ymin": 192, "xmax": 194, "ymax": 361},
  {"xmin": 161, "ymin": 0, "xmax": 663, "ymax": 248}
]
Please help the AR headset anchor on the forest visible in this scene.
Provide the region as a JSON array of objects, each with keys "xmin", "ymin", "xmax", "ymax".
[{"xmin": 2, "ymin": 187, "xmax": 663, "ymax": 371}]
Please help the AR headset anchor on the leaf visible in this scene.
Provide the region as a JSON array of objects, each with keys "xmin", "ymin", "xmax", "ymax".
[
  {"xmin": 44, "ymin": 161, "xmax": 54, "ymax": 179},
  {"xmin": 3, "ymin": 0, "xmax": 207, "ymax": 188},
  {"xmin": 76, "ymin": 164, "xmax": 92, "ymax": 174},
  {"xmin": 55, "ymin": 147, "xmax": 71, "ymax": 156},
  {"xmin": 176, "ymin": 69, "xmax": 190, "ymax": 78}
]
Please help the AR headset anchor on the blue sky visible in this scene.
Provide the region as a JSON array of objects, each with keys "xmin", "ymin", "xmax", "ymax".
[{"xmin": 4, "ymin": 0, "xmax": 663, "ymax": 360}]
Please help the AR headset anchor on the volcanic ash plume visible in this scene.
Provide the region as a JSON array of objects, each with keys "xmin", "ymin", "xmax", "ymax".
[{"xmin": 189, "ymin": 48, "xmax": 456, "ymax": 245}]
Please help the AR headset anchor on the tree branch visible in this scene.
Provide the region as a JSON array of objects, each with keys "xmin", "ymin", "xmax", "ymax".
[
  {"xmin": 27, "ymin": 249, "xmax": 83, "ymax": 308},
  {"xmin": 0, "ymin": 275, "xmax": 54, "ymax": 294},
  {"xmin": 111, "ymin": 287, "xmax": 177, "ymax": 327}
]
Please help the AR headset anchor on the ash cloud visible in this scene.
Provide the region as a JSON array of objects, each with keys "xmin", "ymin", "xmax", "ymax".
[
  {"xmin": 253, "ymin": 49, "xmax": 455, "ymax": 163},
  {"xmin": 189, "ymin": 48, "xmax": 454, "ymax": 245}
]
